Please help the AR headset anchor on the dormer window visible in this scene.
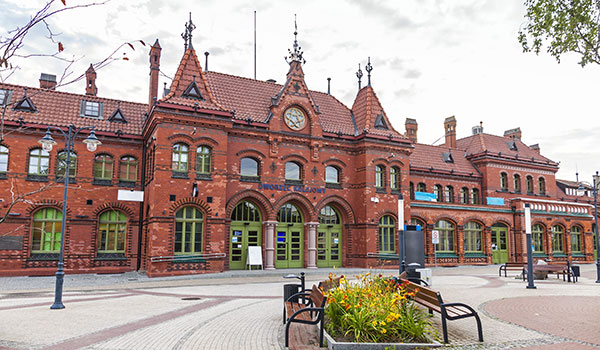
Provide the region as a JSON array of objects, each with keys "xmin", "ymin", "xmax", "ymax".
[
  {"xmin": 507, "ymin": 140, "xmax": 517, "ymax": 151},
  {"xmin": 80, "ymin": 100, "xmax": 103, "ymax": 119},
  {"xmin": 13, "ymin": 94, "xmax": 36, "ymax": 112},
  {"xmin": 374, "ymin": 113, "xmax": 388, "ymax": 129},
  {"xmin": 442, "ymin": 152, "xmax": 454, "ymax": 163},
  {"xmin": 109, "ymin": 103, "xmax": 127, "ymax": 123},
  {"xmin": 182, "ymin": 77, "xmax": 204, "ymax": 100}
]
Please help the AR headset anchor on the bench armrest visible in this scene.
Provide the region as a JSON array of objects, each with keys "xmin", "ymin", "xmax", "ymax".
[
  {"xmin": 441, "ymin": 301, "xmax": 478, "ymax": 315},
  {"xmin": 288, "ymin": 306, "xmax": 324, "ymax": 320},
  {"xmin": 286, "ymin": 291, "xmax": 313, "ymax": 303}
]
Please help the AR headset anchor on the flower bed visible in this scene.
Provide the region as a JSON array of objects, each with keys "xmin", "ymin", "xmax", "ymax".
[{"xmin": 324, "ymin": 273, "xmax": 438, "ymax": 345}]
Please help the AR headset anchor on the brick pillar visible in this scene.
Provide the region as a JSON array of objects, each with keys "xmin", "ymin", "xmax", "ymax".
[
  {"xmin": 306, "ymin": 222, "xmax": 318, "ymax": 268},
  {"xmin": 264, "ymin": 221, "xmax": 277, "ymax": 269},
  {"xmin": 456, "ymin": 224, "xmax": 464, "ymax": 263}
]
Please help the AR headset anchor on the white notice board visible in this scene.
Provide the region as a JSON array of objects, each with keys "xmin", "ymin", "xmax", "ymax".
[{"xmin": 246, "ymin": 246, "xmax": 263, "ymax": 270}]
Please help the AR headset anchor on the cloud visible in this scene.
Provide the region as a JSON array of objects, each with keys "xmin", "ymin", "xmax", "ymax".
[
  {"xmin": 403, "ymin": 69, "xmax": 421, "ymax": 79},
  {"xmin": 344, "ymin": 0, "xmax": 415, "ymax": 30}
]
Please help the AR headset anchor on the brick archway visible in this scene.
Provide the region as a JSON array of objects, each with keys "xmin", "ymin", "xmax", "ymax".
[
  {"xmin": 315, "ymin": 195, "xmax": 356, "ymax": 224},
  {"xmin": 225, "ymin": 189, "xmax": 273, "ymax": 221},
  {"xmin": 273, "ymin": 193, "xmax": 316, "ymax": 222}
]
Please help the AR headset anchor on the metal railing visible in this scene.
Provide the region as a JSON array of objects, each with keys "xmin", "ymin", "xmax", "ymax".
[{"xmin": 150, "ymin": 253, "xmax": 226, "ymax": 263}]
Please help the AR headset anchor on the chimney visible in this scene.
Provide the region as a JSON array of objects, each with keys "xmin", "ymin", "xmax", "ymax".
[
  {"xmin": 504, "ymin": 127, "xmax": 522, "ymax": 140},
  {"xmin": 85, "ymin": 64, "xmax": 97, "ymax": 96},
  {"xmin": 530, "ymin": 143, "xmax": 540, "ymax": 154},
  {"xmin": 472, "ymin": 121, "xmax": 483, "ymax": 135},
  {"xmin": 39, "ymin": 73, "xmax": 57, "ymax": 90},
  {"xmin": 444, "ymin": 116, "xmax": 457, "ymax": 148},
  {"xmin": 405, "ymin": 118, "xmax": 418, "ymax": 143},
  {"xmin": 148, "ymin": 39, "xmax": 162, "ymax": 106}
]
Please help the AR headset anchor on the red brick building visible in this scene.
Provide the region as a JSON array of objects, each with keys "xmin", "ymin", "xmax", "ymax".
[{"xmin": 0, "ymin": 23, "xmax": 597, "ymax": 277}]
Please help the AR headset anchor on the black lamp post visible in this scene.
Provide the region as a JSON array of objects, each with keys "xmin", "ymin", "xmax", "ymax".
[
  {"xmin": 577, "ymin": 171, "xmax": 600, "ymax": 283},
  {"xmin": 38, "ymin": 125, "xmax": 101, "ymax": 309},
  {"xmin": 524, "ymin": 204, "xmax": 536, "ymax": 289}
]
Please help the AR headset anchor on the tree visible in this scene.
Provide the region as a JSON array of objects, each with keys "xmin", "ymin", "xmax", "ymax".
[{"xmin": 518, "ymin": 0, "xmax": 600, "ymax": 67}]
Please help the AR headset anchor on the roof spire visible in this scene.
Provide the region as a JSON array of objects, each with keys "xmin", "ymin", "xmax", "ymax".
[
  {"xmin": 365, "ymin": 57, "xmax": 373, "ymax": 86},
  {"xmin": 181, "ymin": 12, "xmax": 196, "ymax": 50},
  {"xmin": 356, "ymin": 63, "xmax": 363, "ymax": 90},
  {"xmin": 285, "ymin": 14, "xmax": 305, "ymax": 64}
]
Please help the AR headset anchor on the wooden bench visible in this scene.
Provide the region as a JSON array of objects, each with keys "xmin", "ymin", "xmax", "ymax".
[
  {"xmin": 522, "ymin": 263, "xmax": 575, "ymax": 283},
  {"xmin": 400, "ymin": 278, "xmax": 483, "ymax": 344},
  {"xmin": 284, "ymin": 285, "xmax": 327, "ymax": 348},
  {"xmin": 499, "ymin": 262, "xmax": 525, "ymax": 277},
  {"xmin": 318, "ymin": 276, "xmax": 342, "ymax": 292}
]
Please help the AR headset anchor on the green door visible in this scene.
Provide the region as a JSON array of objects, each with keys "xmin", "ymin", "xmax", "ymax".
[
  {"xmin": 317, "ymin": 205, "xmax": 342, "ymax": 268},
  {"xmin": 276, "ymin": 203, "xmax": 304, "ymax": 269},
  {"xmin": 229, "ymin": 201, "xmax": 262, "ymax": 270},
  {"xmin": 491, "ymin": 224, "xmax": 509, "ymax": 264}
]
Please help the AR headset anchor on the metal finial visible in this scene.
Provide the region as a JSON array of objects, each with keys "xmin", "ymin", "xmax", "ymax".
[
  {"xmin": 181, "ymin": 12, "xmax": 196, "ymax": 50},
  {"xmin": 327, "ymin": 77, "xmax": 331, "ymax": 95},
  {"xmin": 204, "ymin": 51, "xmax": 209, "ymax": 71},
  {"xmin": 356, "ymin": 63, "xmax": 363, "ymax": 90},
  {"xmin": 285, "ymin": 14, "xmax": 305, "ymax": 64},
  {"xmin": 365, "ymin": 57, "xmax": 373, "ymax": 86}
]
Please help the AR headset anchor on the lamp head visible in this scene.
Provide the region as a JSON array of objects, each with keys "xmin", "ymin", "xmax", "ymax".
[
  {"xmin": 38, "ymin": 128, "xmax": 57, "ymax": 152},
  {"xmin": 577, "ymin": 183, "xmax": 585, "ymax": 196},
  {"xmin": 83, "ymin": 128, "xmax": 101, "ymax": 152}
]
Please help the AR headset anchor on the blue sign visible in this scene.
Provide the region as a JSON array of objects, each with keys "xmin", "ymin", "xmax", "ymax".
[
  {"xmin": 414, "ymin": 191, "xmax": 436, "ymax": 202},
  {"xmin": 258, "ymin": 183, "xmax": 326, "ymax": 194},
  {"xmin": 486, "ymin": 197, "xmax": 505, "ymax": 206}
]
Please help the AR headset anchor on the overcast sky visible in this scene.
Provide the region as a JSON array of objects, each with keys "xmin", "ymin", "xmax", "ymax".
[{"xmin": 2, "ymin": 0, "xmax": 599, "ymax": 182}]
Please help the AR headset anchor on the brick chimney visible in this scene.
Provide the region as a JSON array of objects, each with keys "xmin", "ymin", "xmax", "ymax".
[
  {"xmin": 444, "ymin": 116, "xmax": 457, "ymax": 148},
  {"xmin": 149, "ymin": 39, "xmax": 162, "ymax": 106},
  {"xmin": 85, "ymin": 64, "xmax": 97, "ymax": 96},
  {"xmin": 405, "ymin": 118, "xmax": 418, "ymax": 143},
  {"xmin": 530, "ymin": 143, "xmax": 540, "ymax": 154},
  {"xmin": 39, "ymin": 73, "xmax": 57, "ymax": 90},
  {"xmin": 504, "ymin": 127, "xmax": 522, "ymax": 140}
]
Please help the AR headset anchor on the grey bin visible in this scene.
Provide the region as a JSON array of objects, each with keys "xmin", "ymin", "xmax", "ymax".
[{"xmin": 283, "ymin": 283, "xmax": 300, "ymax": 302}]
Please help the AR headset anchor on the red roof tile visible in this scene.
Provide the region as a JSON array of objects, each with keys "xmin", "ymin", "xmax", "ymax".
[
  {"xmin": 456, "ymin": 133, "xmax": 557, "ymax": 165},
  {"xmin": 351, "ymin": 86, "xmax": 406, "ymax": 139},
  {"xmin": 410, "ymin": 143, "xmax": 480, "ymax": 176}
]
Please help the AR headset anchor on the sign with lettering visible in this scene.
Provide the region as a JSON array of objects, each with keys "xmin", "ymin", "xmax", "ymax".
[
  {"xmin": 258, "ymin": 183, "xmax": 326, "ymax": 194},
  {"xmin": 432, "ymin": 230, "xmax": 440, "ymax": 244}
]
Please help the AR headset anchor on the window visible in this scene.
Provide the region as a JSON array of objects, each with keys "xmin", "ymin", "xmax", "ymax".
[
  {"xmin": 0, "ymin": 145, "xmax": 8, "ymax": 173},
  {"xmin": 416, "ymin": 183, "xmax": 426, "ymax": 192},
  {"xmin": 81, "ymin": 100, "xmax": 103, "ymax": 118},
  {"xmin": 378, "ymin": 215, "xmax": 396, "ymax": 253},
  {"xmin": 56, "ymin": 151, "xmax": 77, "ymax": 178},
  {"xmin": 471, "ymin": 188, "xmax": 480, "ymax": 204},
  {"xmin": 460, "ymin": 187, "xmax": 468, "ymax": 204},
  {"xmin": 464, "ymin": 221, "xmax": 482, "ymax": 252},
  {"xmin": 285, "ymin": 162, "xmax": 301, "ymax": 181},
  {"xmin": 240, "ymin": 157, "xmax": 259, "ymax": 177},
  {"xmin": 172, "ymin": 143, "xmax": 189, "ymax": 172},
  {"xmin": 375, "ymin": 165, "xmax": 385, "ymax": 188},
  {"xmin": 434, "ymin": 184, "xmax": 442, "ymax": 202},
  {"xmin": 434, "ymin": 220, "xmax": 455, "ymax": 252},
  {"xmin": 526, "ymin": 176, "xmax": 534, "ymax": 193},
  {"xmin": 410, "ymin": 182, "xmax": 415, "ymax": 200},
  {"xmin": 120, "ymin": 156, "xmax": 138, "ymax": 182},
  {"xmin": 500, "ymin": 173, "xmax": 508, "ymax": 191},
  {"xmin": 31, "ymin": 208, "xmax": 62, "ymax": 253},
  {"xmin": 94, "ymin": 154, "xmax": 113, "ymax": 180},
  {"xmin": 98, "ymin": 210, "xmax": 126, "ymax": 253},
  {"xmin": 513, "ymin": 174, "xmax": 521, "ymax": 192},
  {"xmin": 445, "ymin": 186, "xmax": 454, "ymax": 203},
  {"xmin": 325, "ymin": 166, "xmax": 339, "ymax": 184},
  {"xmin": 28, "ymin": 148, "xmax": 50, "ymax": 175},
  {"xmin": 571, "ymin": 226, "xmax": 582, "ymax": 253},
  {"xmin": 231, "ymin": 201, "xmax": 261, "ymax": 222},
  {"xmin": 319, "ymin": 205, "xmax": 340, "ymax": 225},
  {"xmin": 174, "ymin": 206, "xmax": 203, "ymax": 254},
  {"xmin": 196, "ymin": 146, "xmax": 211, "ymax": 174},
  {"xmin": 538, "ymin": 177, "xmax": 546, "ymax": 195},
  {"xmin": 390, "ymin": 166, "xmax": 400, "ymax": 190},
  {"xmin": 278, "ymin": 203, "xmax": 303, "ymax": 223},
  {"xmin": 532, "ymin": 224, "xmax": 544, "ymax": 252},
  {"xmin": 0, "ymin": 89, "xmax": 12, "ymax": 106},
  {"xmin": 551, "ymin": 225, "xmax": 564, "ymax": 253}
]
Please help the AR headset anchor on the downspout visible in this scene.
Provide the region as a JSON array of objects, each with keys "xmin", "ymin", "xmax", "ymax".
[
  {"xmin": 136, "ymin": 142, "xmax": 147, "ymax": 271},
  {"xmin": 511, "ymin": 206, "xmax": 517, "ymax": 263}
]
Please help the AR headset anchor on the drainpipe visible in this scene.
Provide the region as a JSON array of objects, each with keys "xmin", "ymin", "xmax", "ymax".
[
  {"xmin": 136, "ymin": 142, "xmax": 147, "ymax": 271},
  {"xmin": 511, "ymin": 206, "xmax": 517, "ymax": 263}
]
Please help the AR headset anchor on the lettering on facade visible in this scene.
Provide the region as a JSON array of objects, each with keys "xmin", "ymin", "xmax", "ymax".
[{"xmin": 258, "ymin": 183, "xmax": 326, "ymax": 194}]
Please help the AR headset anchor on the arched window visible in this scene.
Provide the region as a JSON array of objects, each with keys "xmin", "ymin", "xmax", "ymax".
[
  {"xmin": 28, "ymin": 148, "xmax": 49, "ymax": 176},
  {"xmin": 174, "ymin": 207, "xmax": 203, "ymax": 254},
  {"xmin": 570, "ymin": 226, "xmax": 582, "ymax": 253},
  {"xmin": 526, "ymin": 176, "xmax": 534, "ymax": 193},
  {"xmin": 434, "ymin": 185, "xmax": 443, "ymax": 202},
  {"xmin": 98, "ymin": 210, "xmax": 127, "ymax": 253},
  {"xmin": 0, "ymin": 145, "xmax": 8, "ymax": 173},
  {"xmin": 416, "ymin": 183, "xmax": 427, "ymax": 192},
  {"xmin": 390, "ymin": 166, "xmax": 400, "ymax": 190},
  {"xmin": 410, "ymin": 218, "xmax": 426, "ymax": 231},
  {"xmin": 460, "ymin": 187, "xmax": 469, "ymax": 204},
  {"xmin": 378, "ymin": 215, "xmax": 396, "ymax": 253},
  {"xmin": 325, "ymin": 166, "xmax": 339, "ymax": 184},
  {"xmin": 434, "ymin": 220, "xmax": 455, "ymax": 252},
  {"xmin": 532, "ymin": 224, "xmax": 544, "ymax": 252},
  {"xmin": 31, "ymin": 208, "xmax": 62, "ymax": 253},
  {"xmin": 513, "ymin": 174, "xmax": 521, "ymax": 192},
  {"xmin": 464, "ymin": 221, "xmax": 482, "ymax": 252},
  {"xmin": 471, "ymin": 188, "xmax": 480, "ymax": 204},
  {"xmin": 551, "ymin": 225, "xmax": 564, "ymax": 253},
  {"xmin": 56, "ymin": 151, "xmax": 77, "ymax": 179},
  {"xmin": 285, "ymin": 161, "xmax": 301, "ymax": 181},
  {"xmin": 231, "ymin": 201, "xmax": 261, "ymax": 222},
  {"xmin": 196, "ymin": 146, "xmax": 212, "ymax": 175},
  {"xmin": 240, "ymin": 157, "xmax": 259, "ymax": 178},
  {"xmin": 375, "ymin": 165, "xmax": 385, "ymax": 188},
  {"xmin": 538, "ymin": 177, "xmax": 546, "ymax": 195},
  {"xmin": 319, "ymin": 205, "xmax": 340, "ymax": 224},
  {"xmin": 278, "ymin": 203, "xmax": 303, "ymax": 223},
  {"xmin": 94, "ymin": 154, "xmax": 113, "ymax": 180},
  {"xmin": 445, "ymin": 185, "xmax": 454, "ymax": 203},
  {"xmin": 120, "ymin": 156, "xmax": 137, "ymax": 182},
  {"xmin": 410, "ymin": 182, "xmax": 415, "ymax": 200},
  {"xmin": 500, "ymin": 172, "xmax": 508, "ymax": 191},
  {"xmin": 172, "ymin": 143, "xmax": 189, "ymax": 172}
]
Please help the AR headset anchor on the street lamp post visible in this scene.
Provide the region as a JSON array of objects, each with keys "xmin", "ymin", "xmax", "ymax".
[
  {"xmin": 39, "ymin": 125, "xmax": 101, "ymax": 309},
  {"xmin": 524, "ymin": 204, "xmax": 536, "ymax": 289},
  {"xmin": 577, "ymin": 171, "xmax": 600, "ymax": 284}
]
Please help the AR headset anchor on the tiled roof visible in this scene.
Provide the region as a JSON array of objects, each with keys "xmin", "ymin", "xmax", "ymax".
[
  {"xmin": 410, "ymin": 143, "xmax": 480, "ymax": 176},
  {"xmin": 351, "ymin": 85, "xmax": 406, "ymax": 139},
  {"xmin": 456, "ymin": 133, "xmax": 557, "ymax": 165},
  {"xmin": 0, "ymin": 82, "xmax": 146, "ymax": 135}
]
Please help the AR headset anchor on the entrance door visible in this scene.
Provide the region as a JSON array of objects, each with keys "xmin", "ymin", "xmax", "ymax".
[
  {"xmin": 491, "ymin": 223, "xmax": 509, "ymax": 264},
  {"xmin": 276, "ymin": 203, "xmax": 304, "ymax": 268},
  {"xmin": 229, "ymin": 201, "xmax": 262, "ymax": 270},
  {"xmin": 317, "ymin": 205, "xmax": 342, "ymax": 268}
]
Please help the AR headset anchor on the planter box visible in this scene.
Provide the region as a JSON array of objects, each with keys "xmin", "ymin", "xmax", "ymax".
[{"xmin": 324, "ymin": 331, "xmax": 442, "ymax": 350}]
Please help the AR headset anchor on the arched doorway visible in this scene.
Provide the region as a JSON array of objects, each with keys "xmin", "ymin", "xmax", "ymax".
[
  {"xmin": 276, "ymin": 203, "xmax": 304, "ymax": 268},
  {"xmin": 491, "ymin": 223, "xmax": 509, "ymax": 264},
  {"xmin": 317, "ymin": 205, "xmax": 342, "ymax": 268},
  {"xmin": 230, "ymin": 201, "xmax": 262, "ymax": 270}
]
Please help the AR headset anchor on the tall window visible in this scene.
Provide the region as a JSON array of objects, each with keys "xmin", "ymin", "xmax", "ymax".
[
  {"xmin": 231, "ymin": 201, "xmax": 262, "ymax": 222},
  {"xmin": 445, "ymin": 186, "xmax": 454, "ymax": 203},
  {"xmin": 434, "ymin": 185, "xmax": 442, "ymax": 202},
  {"xmin": 240, "ymin": 157, "xmax": 259, "ymax": 178},
  {"xmin": 378, "ymin": 215, "xmax": 396, "ymax": 253},
  {"xmin": 538, "ymin": 177, "xmax": 546, "ymax": 195},
  {"xmin": 551, "ymin": 225, "xmax": 564, "ymax": 253},
  {"xmin": 500, "ymin": 173, "xmax": 508, "ymax": 191},
  {"xmin": 174, "ymin": 207, "xmax": 203, "ymax": 254},
  {"xmin": 94, "ymin": 154, "xmax": 113, "ymax": 180},
  {"xmin": 464, "ymin": 221, "xmax": 482, "ymax": 252},
  {"xmin": 56, "ymin": 151, "xmax": 77, "ymax": 178},
  {"xmin": 390, "ymin": 166, "xmax": 400, "ymax": 190},
  {"xmin": 471, "ymin": 188, "xmax": 480, "ymax": 204},
  {"xmin": 375, "ymin": 165, "xmax": 385, "ymax": 188},
  {"xmin": 285, "ymin": 161, "xmax": 301, "ymax": 181},
  {"xmin": 532, "ymin": 224, "xmax": 544, "ymax": 252},
  {"xmin": 28, "ymin": 148, "xmax": 50, "ymax": 175},
  {"xmin": 526, "ymin": 176, "xmax": 534, "ymax": 193},
  {"xmin": 571, "ymin": 226, "xmax": 582, "ymax": 253},
  {"xmin": 416, "ymin": 183, "xmax": 426, "ymax": 192},
  {"xmin": 325, "ymin": 166, "xmax": 339, "ymax": 184},
  {"xmin": 120, "ymin": 156, "xmax": 137, "ymax": 182},
  {"xmin": 0, "ymin": 145, "xmax": 8, "ymax": 173},
  {"xmin": 513, "ymin": 174, "xmax": 521, "ymax": 192},
  {"xmin": 460, "ymin": 187, "xmax": 468, "ymax": 204},
  {"xmin": 31, "ymin": 208, "xmax": 62, "ymax": 253},
  {"xmin": 434, "ymin": 220, "xmax": 455, "ymax": 252},
  {"xmin": 98, "ymin": 210, "xmax": 126, "ymax": 253},
  {"xmin": 196, "ymin": 146, "xmax": 211, "ymax": 174},
  {"xmin": 172, "ymin": 143, "xmax": 189, "ymax": 172},
  {"xmin": 410, "ymin": 182, "xmax": 415, "ymax": 200}
]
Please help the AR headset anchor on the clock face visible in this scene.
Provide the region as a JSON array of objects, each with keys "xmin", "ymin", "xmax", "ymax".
[{"xmin": 284, "ymin": 107, "xmax": 306, "ymax": 130}]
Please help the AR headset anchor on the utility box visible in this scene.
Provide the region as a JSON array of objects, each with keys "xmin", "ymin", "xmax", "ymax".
[{"xmin": 416, "ymin": 268, "xmax": 432, "ymax": 286}]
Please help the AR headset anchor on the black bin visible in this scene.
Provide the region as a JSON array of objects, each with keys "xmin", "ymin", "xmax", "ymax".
[
  {"xmin": 571, "ymin": 265, "xmax": 580, "ymax": 277},
  {"xmin": 283, "ymin": 283, "xmax": 300, "ymax": 302}
]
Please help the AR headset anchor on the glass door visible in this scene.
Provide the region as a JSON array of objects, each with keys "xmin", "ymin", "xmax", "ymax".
[
  {"xmin": 317, "ymin": 205, "xmax": 342, "ymax": 267},
  {"xmin": 491, "ymin": 224, "xmax": 509, "ymax": 264},
  {"xmin": 275, "ymin": 203, "xmax": 304, "ymax": 268},
  {"xmin": 229, "ymin": 201, "xmax": 262, "ymax": 270}
]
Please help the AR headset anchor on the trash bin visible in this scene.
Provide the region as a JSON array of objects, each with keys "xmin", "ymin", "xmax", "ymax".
[
  {"xmin": 283, "ymin": 283, "xmax": 300, "ymax": 302},
  {"xmin": 571, "ymin": 265, "xmax": 580, "ymax": 278}
]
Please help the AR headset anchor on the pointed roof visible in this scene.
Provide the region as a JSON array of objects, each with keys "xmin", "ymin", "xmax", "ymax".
[
  {"xmin": 351, "ymin": 85, "xmax": 406, "ymax": 139},
  {"xmin": 86, "ymin": 64, "xmax": 96, "ymax": 74}
]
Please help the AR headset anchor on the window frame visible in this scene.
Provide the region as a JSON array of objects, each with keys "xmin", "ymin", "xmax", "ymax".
[
  {"xmin": 513, "ymin": 174, "xmax": 521, "ymax": 192},
  {"xmin": 174, "ymin": 206, "xmax": 204, "ymax": 254},
  {"xmin": 56, "ymin": 151, "xmax": 77, "ymax": 179},
  {"xmin": 416, "ymin": 183, "xmax": 426, "ymax": 192},
  {"xmin": 551, "ymin": 225, "xmax": 564, "ymax": 253},
  {"xmin": 80, "ymin": 100, "xmax": 104, "ymax": 119},
  {"xmin": 500, "ymin": 172, "xmax": 508, "ymax": 191},
  {"xmin": 460, "ymin": 187, "xmax": 469, "ymax": 204},
  {"xmin": 98, "ymin": 210, "xmax": 127, "ymax": 253},
  {"xmin": 285, "ymin": 161, "xmax": 302, "ymax": 181},
  {"xmin": 570, "ymin": 226, "xmax": 582, "ymax": 253},
  {"xmin": 119, "ymin": 156, "xmax": 138, "ymax": 182},
  {"xmin": 390, "ymin": 166, "xmax": 400, "ymax": 191},
  {"xmin": 196, "ymin": 145, "xmax": 212, "ymax": 175},
  {"xmin": 532, "ymin": 224, "xmax": 545, "ymax": 253},
  {"xmin": 464, "ymin": 221, "xmax": 482, "ymax": 252},
  {"xmin": 434, "ymin": 184, "xmax": 443, "ymax": 202},
  {"xmin": 434, "ymin": 220, "xmax": 455, "ymax": 253},
  {"xmin": 28, "ymin": 148, "xmax": 50, "ymax": 176},
  {"xmin": 526, "ymin": 175, "xmax": 534, "ymax": 193},
  {"xmin": 378, "ymin": 215, "xmax": 396, "ymax": 253},
  {"xmin": 94, "ymin": 154, "xmax": 114, "ymax": 180},
  {"xmin": 538, "ymin": 177, "xmax": 546, "ymax": 195},
  {"xmin": 172, "ymin": 143, "xmax": 189, "ymax": 173},
  {"xmin": 325, "ymin": 165, "xmax": 340, "ymax": 184},
  {"xmin": 0, "ymin": 144, "xmax": 8, "ymax": 173},
  {"xmin": 375, "ymin": 165, "xmax": 385, "ymax": 188},
  {"xmin": 444, "ymin": 185, "xmax": 454, "ymax": 203},
  {"xmin": 240, "ymin": 157, "xmax": 259, "ymax": 178},
  {"xmin": 471, "ymin": 188, "xmax": 480, "ymax": 204},
  {"xmin": 31, "ymin": 207, "xmax": 62, "ymax": 253}
]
